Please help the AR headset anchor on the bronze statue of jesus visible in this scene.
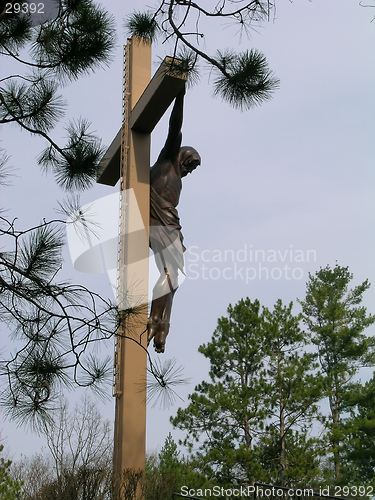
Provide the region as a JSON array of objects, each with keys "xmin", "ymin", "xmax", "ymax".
[{"xmin": 147, "ymin": 87, "xmax": 201, "ymax": 353}]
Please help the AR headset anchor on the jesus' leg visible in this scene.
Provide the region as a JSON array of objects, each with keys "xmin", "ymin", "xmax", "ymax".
[{"xmin": 148, "ymin": 262, "xmax": 178, "ymax": 352}]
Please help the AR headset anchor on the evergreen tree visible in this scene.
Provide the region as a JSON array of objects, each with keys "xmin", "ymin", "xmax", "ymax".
[
  {"xmin": 260, "ymin": 300, "xmax": 322, "ymax": 487},
  {"xmin": 342, "ymin": 372, "xmax": 375, "ymax": 487},
  {"xmin": 0, "ymin": 445, "xmax": 23, "ymax": 500},
  {"xmin": 145, "ymin": 433, "xmax": 208, "ymax": 500},
  {"xmin": 171, "ymin": 298, "xmax": 321, "ymax": 486},
  {"xmin": 255, "ymin": 430, "xmax": 322, "ymax": 489},
  {"xmin": 172, "ymin": 298, "xmax": 268, "ymax": 485},
  {"xmin": 299, "ymin": 264, "xmax": 375, "ymax": 484},
  {"xmin": 158, "ymin": 433, "xmax": 181, "ymax": 475}
]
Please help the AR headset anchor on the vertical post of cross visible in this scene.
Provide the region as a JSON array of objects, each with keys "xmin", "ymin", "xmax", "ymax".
[
  {"xmin": 97, "ymin": 35, "xmax": 187, "ymax": 500},
  {"xmin": 113, "ymin": 37, "xmax": 151, "ymax": 496}
]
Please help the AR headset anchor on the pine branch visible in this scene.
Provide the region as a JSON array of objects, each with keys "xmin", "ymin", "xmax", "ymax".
[
  {"xmin": 212, "ymin": 49, "xmax": 279, "ymax": 109},
  {"xmin": 0, "ymin": 90, "xmax": 104, "ymax": 189},
  {"xmin": 1, "ymin": 0, "xmax": 116, "ymax": 191},
  {"xmin": 124, "ymin": 11, "xmax": 160, "ymax": 42},
  {"xmin": 1, "ymin": 211, "xmax": 188, "ymax": 428},
  {"xmin": 125, "ymin": 0, "xmax": 279, "ymax": 109},
  {"xmin": 0, "ymin": 11, "xmax": 33, "ymax": 51}
]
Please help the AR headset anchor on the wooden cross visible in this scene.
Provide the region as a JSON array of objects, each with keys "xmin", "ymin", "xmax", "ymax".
[{"xmin": 97, "ymin": 36, "xmax": 186, "ymax": 493}]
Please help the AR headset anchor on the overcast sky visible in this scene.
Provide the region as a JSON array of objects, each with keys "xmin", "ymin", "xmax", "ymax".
[{"xmin": 1, "ymin": 0, "xmax": 375, "ymax": 460}]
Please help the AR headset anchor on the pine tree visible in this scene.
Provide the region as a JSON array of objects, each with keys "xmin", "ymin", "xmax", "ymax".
[
  {"xmin": 0, "ymin": 445, "xmax": 23, "ymax": 500},
  {"xmin": 171, "ymin": 298, "xmax": 322, "ymax": 486},
  {"xmin": 145, "ymin": 433, "xmax": 208, "ymax": 500},
  {"xmin": 171, "ymin": 298, "xmax": 268, "ymax": 485},
  {"xmin": 299, "ymin": 264, "xmax": 375, "ymax": 484},
  {"xmin": 260, "ymin": 300, "xmax": 322, "ymax": 487},
  {"xmin": 341, "ymin": 373, "xmax": 375, "ymax": 487}
]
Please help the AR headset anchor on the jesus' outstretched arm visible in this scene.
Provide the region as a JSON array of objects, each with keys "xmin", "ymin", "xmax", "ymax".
[{"xmin": 157, "ymin": 86, "xmax": 185, "ymax": 163}]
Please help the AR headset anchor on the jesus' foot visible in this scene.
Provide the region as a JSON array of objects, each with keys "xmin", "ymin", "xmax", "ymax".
[
  {"xmin": 153, "ymin": 321, "xmax": 170, "ymax": 353},
  {"xmin": 147, "ymin": 320, "xmax": 159, "ymax": 346}
]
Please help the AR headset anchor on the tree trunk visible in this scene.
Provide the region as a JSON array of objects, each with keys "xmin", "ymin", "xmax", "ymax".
[
  {"xmin": 244, "ymin": 414, "xmax": 256, "ymax": 485},
  {"xmin": 277, "ymin": 346, "xmax": 286, "ymax": 487},
  {"xmin": 279, "ymin": 405, "xmax": 286, "ymax": 487},
  {"xmin": 329, "ymin": 395, "xmax": 341, "ymax": 480}
]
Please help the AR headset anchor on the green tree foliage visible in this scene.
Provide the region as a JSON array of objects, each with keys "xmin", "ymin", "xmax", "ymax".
[
  {"xmin": 341, "ymin": 373, "xmax": 375, "ymax": 487},
  {"xmin": 0, "ymin": 445, "xmax": 23, "ymax": 500},
  {"xmin": 172, "ymin": 298, "xmax": 267, "ymax": 485},
  {"xmin": 0, "ymin": 0, "xmax": 116, "ymax": 190},
  {"xmin": 124, "ymin": 1, "xmax": 279, "ymax": 110},
  {"xmin": 255, "ymin": 430, "xmax": 322, "ymax": 489},
  {"xmin": 145, "ymin": 433, "xmax": 208, "ymax": 500},
  {"xmin": 158, "ymin": 432, "xmax": 182, "ymax": 475},
  {"xmin": 171, "ymin": 298, "xmax": 321, "ymax": 487},
  {"xmin": 145, "ymin": 434, "xmax": 184, "ymax": 499},
  {"xmin": 299, "ymin": 264, "xmax": 375, "ymax": 484},
  {"xmin": 259, "ymin": 300, "xmax": 322, "ymax": 486}
]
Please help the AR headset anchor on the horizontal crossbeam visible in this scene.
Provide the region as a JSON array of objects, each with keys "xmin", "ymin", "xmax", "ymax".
[
  {"xmin": 96, "ymin": 129, "xmax": 121, "ymax": 186},
  {"xmin": 97, "ymin": 57, "xmax": 186, "ymax": 186}
]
